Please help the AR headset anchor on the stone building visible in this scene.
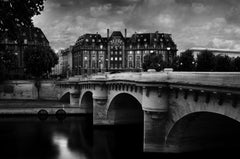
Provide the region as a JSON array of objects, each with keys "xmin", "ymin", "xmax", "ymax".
[
  {"xmin": 72, "ymin": 29, "xmax": 177, "ymax": 75},
  {"xmin": 188, "ymin": 47, "xmax": 240, "ymax": 59},
  {"xmin": 61, "ymin": 46, "xmax": 73, "ymax": 77},
  {"xmin": 0, "ymin": 27, "xmax": 49, "ymax": 77}
]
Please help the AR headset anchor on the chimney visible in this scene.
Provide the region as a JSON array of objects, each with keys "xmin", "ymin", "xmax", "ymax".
[
  {"xmin": 107, "ymin": 29, "xmax": 109, "ymax": 39},
  {"xmin": 125, "ymin": 28, "xmax": 127, "ymax": 38}
]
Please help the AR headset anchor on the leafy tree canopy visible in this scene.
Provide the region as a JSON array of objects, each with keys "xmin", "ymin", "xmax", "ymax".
[
  {"xmin": 178, "ymin": 50, "xmax": 195, "ymax": 71},
  {"xmin": 196, "ymin": 50, "xmax": 215, "ymax": 71},
  {"xmin": 233, "ymin": 57, "xmax": 240, "ymax": 71},
  {"xmin": 24, "ymin": 47, "xmax": 58, "ymax": 78},
  {"xmin": 142, "ymin": 52, "xmax": 165, "ymax": 71},
  {"xmin": 214, "ymin": 55, "xmax": 232, "ymax": 72},
  {"xmin": 0, "ymin": 0, "xmax": 46, "ymax": 39},
  {"xmin": 0, "ymin": 50, "xmax": 18, "ymax": 71}
]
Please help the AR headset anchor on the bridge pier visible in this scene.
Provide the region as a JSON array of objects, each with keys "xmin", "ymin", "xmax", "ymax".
[
  {"xmin": 143, "ymin": 111, "xmax": 168, "ymax": 152},
  {"xmin": 142, "ymin": 87, "xmax": 169, "ymax": 152},
  {"xmin": 69, "ymin": 88, "xmax": 80, "ymax": 106},
  {"xmin": 93, "ymin": 85, "xmax": 108, "ymax": 125}
]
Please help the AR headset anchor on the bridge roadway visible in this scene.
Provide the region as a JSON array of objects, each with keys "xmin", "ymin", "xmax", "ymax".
[{"xmin": 57, "ymin": 70, "xmax": 240, "ymax": 153}]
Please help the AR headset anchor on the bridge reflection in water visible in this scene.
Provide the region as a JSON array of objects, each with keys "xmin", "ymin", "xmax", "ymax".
[
  {"xmin": 0, "ymin": 115, "xmax": 92, "ymax": 159},
  {"xmin": 0, "ymin": 113, "xmax": 240, "ymax": 158}
]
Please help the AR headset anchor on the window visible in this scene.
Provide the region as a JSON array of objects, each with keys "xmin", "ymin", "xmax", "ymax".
[
  {"xmin": 119, "ymin": 51, "xmax": 122, "ymax": 55},
  {"xmin": 115, "ymin": 57, "xmax": 118, "ymax": 61},
  {"xmin": 111, "ymin": 57, "xmax": 113, "ymax": 61},
  {"xmin": 129, "ymin": 61, "xmax": 133, "ymax": 68},
  {"xmin": 111, "ymin": 51, "xmax": 113, "ymax": 55},
  {"xmin": 24, "ymin": 39, "xmax": 27, "ymax": 44},
  {"xmin": 119, "ymin": 57, "xmax": 122, "ymax": 61},
  {"xmin": 136, "ymin": 56, "xmax": 141, "ymax": 68},
  {"xmin": 92, "ymin": 61, "xmax": 96, "ymax": 68}
]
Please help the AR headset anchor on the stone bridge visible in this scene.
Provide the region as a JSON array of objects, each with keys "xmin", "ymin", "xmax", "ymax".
[{"xmin": 57, "ymin": 70, "xmax": 240, "ymax": 153}]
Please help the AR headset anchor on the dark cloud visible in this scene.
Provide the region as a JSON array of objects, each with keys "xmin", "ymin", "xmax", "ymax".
[{"xmin": 33, "ymin": 0, "xmax": 240, "ymax": 52}]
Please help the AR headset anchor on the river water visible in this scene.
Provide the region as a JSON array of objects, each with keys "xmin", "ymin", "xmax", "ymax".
[
  {"xmin": 0, "ymin": 114, "xmax": 234, "ymax": 159},
  {"xmin": 0, "ymin": 115, "xmax": 165, "ymax": 159}
]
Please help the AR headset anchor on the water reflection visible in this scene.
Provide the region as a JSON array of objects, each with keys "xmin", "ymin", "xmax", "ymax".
[
  {"xmin": 53, "ymin": 133, "xmax": 87, "ymax": 159},
  {"xmin": 0, "ymin": 115, "xmax": 92, "ymax": 159}
]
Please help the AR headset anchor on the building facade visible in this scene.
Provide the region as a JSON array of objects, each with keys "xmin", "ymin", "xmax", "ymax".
[
  {"xmin": 72, "ymin": 29, "xmax": 177, "ymax": 75},
  {"xmin": 189, "ymin": 47, "xmax": 240, "ymax": 59},
  {"xmin": 0, "ymin": 27, "xmax": 49, "ymax": 77}
]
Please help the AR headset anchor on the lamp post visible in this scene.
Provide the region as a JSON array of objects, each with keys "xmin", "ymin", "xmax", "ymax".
[{"xmin": 166, "ymin": 47, "xmax": 171, "ymax": 67}]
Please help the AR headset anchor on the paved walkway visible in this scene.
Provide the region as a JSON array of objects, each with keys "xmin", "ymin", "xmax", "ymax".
[
  {"xmin": 0, "ymin": 99, "xmax": 70, "ymax": 108},
  {"xmin": 0, "ymin": 100, "xmax": 82, "ymax": 115}
]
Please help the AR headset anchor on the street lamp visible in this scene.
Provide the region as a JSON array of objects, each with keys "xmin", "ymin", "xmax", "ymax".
[{"xmin": 166, "ymin": 47, "xmax": 171, "ymax": 67}]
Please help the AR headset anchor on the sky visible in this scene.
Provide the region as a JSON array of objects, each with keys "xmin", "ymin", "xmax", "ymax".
[{"xmin": 32, "ymin": 0, "xmax": 240, "ymax": 53}]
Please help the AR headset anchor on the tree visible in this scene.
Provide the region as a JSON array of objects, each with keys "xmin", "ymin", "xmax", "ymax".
[
  {"xmin": 178, "ymin": 50, "xmax": 195, "ymax": 71},
  {"xmin": 142, "ymin": 52, "xmax": 165, "ymax": 71},
  {"xmin": 0, "ymin": 50, "xmax": 18, "ymax": 71},
  {"xmin": 0, "ymin": 50, "xmax": 18, "ymax": 80},
  {"xmin": 24, "ymin": 46, "xmax": 58, "ymax": 99},
  {"xmin": 196, "ymin": 50, "xmax": 215, "ymax": 71},
  {"xmin": 213, "ymin": 55, "xmax": 232, "ymax": 72},
  {"xmin": 0, "ymin": 59, "xmax": 6, "ymax": 81},
  {"xmin": 0, "ymin": 0, "xmax": 46, "ymax": 39},
  {"xmin": 233, "ymin": 57, "xmax": 240, "ymax": 71},
  {"xmin": 24, "ymin": 47, "xmax": 58, "ymax": 78},
  {"xmin": 171, "ymin": 55, "xmax": 180, "ymax": 71}
]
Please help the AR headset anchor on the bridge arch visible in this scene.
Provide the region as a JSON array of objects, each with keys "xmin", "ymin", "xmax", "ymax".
[
  {"xmin": 80, "ymin": 91, "xmax": 93, "ymax": 112},
  {"xmin": 166, "ymin": 111, "xmax": 240, "ymax": 152},
  {"xmin": 107, "ymin": 93, "xmax": 143, "ymax": 124},
  {"xmin": 59, "ymin": 92, "xmax": 70, "ymax": 103}
]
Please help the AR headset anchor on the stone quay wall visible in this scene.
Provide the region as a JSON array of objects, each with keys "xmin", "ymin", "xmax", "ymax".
[{"xmin": 0, "ymin": 80, "xmax": 59, "ymax": 100}]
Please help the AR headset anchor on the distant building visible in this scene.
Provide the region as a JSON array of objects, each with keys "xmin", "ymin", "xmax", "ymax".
[
  {"xmin": 0, "ymin": 27, "xmax": 49, "ymax": 77},
  {"xmin": 61, "ymin": 46, "xmax": 73, "ymax": 77},
  {"xmin": 51, "ymin": 46, "xmax": 73, "ymax": 78},
  {"xmin": 72, "ymin": 29, "xmax": 177, "ymax": 75},
  {"xmin": 188, "ymin": 48, "xmax": 240, "ymax": 59}
]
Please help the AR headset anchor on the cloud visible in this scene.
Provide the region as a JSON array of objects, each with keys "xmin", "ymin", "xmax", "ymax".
[
  {"xmin": 90, "ymin": 4, "xmax": 112, "ymax": 17},
  {"xmin": 32, "ymin": 0, "xmax": 240, "ymax": 52}
]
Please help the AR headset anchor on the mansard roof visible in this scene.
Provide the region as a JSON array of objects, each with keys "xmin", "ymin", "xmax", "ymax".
[
  {"xmin": 110, "ymin": 31, "xmax": 124, "ymax": 39},
  {"xmin": 75, "ymin": 33, "xmax": 107, "ymax": 46},
  {"xmin": 73, "ymin": 30, "xmax": 177, "ymax": 49},
  {"xmin": 0, "ymin": 27, "xmax": 49, "ymax": 45}
]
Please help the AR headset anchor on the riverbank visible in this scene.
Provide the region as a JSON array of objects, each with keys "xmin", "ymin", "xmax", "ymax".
[{"xmin": 0, "ymin": 99, "xmax": 83, "ymax": 115}]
